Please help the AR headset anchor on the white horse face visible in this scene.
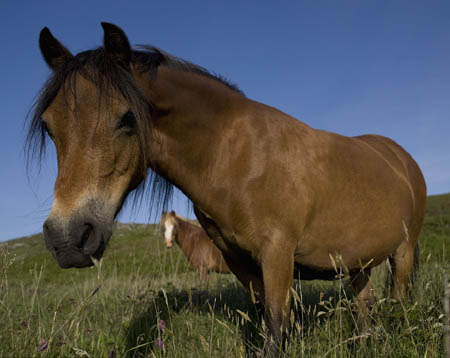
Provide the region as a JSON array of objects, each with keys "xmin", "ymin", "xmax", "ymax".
[{"xmin": 160, "ymin": 212, "xmax": 177, "ymax": 248}]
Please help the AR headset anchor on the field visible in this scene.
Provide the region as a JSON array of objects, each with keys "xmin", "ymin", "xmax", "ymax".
[{"xmin": 1, "ymin": 194, "xmax": 449, "ymax": 357}]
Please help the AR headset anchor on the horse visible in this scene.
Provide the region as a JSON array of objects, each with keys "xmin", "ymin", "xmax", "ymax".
[
  {"xmin": 160, "ymin": 211, "xmax": 230, "ymax": 280},
  {"xmin": 27, "ymin": 23, "xmax": 427, "ymax": 355}
]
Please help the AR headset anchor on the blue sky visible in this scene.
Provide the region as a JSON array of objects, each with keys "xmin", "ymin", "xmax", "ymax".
[{"xmin": 1, "ymin": 1, "xmax": 449, "ymax": 241}]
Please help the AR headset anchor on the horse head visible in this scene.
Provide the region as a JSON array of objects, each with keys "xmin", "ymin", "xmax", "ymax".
[{"xmin": 36, "ymin": 23, "xmax": 149, "ymax": 268}]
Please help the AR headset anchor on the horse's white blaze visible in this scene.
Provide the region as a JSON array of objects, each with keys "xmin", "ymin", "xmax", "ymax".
[{"xmin": 164, "ymin": 222, "xmax": 174, "ymax": 247}]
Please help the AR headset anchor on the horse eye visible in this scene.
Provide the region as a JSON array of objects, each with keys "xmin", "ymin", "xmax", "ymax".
[{"xmin": 117, "ymin": 111, "xmax": 136, "ymax": 133}]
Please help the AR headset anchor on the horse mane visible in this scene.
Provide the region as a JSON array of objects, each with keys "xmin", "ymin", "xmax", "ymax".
[
  {"xmin": 174, "ymin": 213, "xmax": 201, "ymax": 227},
  {"xmin": 25, "ymin": 44, "xmax": 243, "ymax": 218},
  {"xmin": 134, "ymin": 46, "xmax": 244, "ymax": 95}
]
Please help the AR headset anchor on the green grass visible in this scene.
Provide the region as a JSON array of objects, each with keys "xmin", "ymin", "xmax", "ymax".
[{"xmin": 1, "ymin": 194, "xmax": 449, "ymax": 357}]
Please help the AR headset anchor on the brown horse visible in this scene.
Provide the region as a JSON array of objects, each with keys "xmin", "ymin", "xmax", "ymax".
[
  {"xmin": 160, "ymin": 211, "xmax": 230, "ymax": 280},
  {"xmin": 27, "ymin": 23, "xmax": 426, "ymax": 355}
]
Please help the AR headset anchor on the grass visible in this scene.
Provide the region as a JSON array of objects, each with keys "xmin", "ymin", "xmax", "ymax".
[{"xmin": 1, "ymin": 194, "xmax": 449, "ymax": 357}]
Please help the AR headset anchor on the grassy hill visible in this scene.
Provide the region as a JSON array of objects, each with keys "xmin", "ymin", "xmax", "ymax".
[{"xmin": 0, "ymin": 194, "xmax": 449, "ymax": 357}]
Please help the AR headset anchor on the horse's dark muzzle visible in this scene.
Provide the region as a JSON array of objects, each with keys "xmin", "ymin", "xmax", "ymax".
[{"xmin": 43, "ymin": 214, "xmax": 111, "ymax": 268}]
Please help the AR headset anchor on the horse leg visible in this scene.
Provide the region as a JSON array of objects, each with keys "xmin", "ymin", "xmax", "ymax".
[
  {"xmin": 260, "ymin": 246, "xmax": 294, "ymax": 356},
  {"xmin": 390, "ymin": 239, "xmax": 419, "ymax": 300},
  {"xmin": 225, "ymin": 255, "xmax": 266, "ymax": 315},
  {"xmin": 193, "ymin": 207, "xmax": 265, "ymax": 312},
  {"xmin": 350, "ymin": 268, "xmax": 375, "ymax": 333},
  {"xmin": 198, "ymin": 265, "xmax": 209, "ymax": 282}
]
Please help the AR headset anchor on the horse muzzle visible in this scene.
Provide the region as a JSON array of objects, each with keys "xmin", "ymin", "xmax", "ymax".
[{"xmin": 43, "ymin": 210, "xmax": 112, "ymax": 268}]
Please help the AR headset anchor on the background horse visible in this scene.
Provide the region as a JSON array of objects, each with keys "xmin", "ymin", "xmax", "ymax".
[
  {"xmin": 160, "ymin": 211, "xmax": 230, "ymax": 280},
  {"xmin": 27, "ymin": 23, "xmax": 426, "ymax": 355}
]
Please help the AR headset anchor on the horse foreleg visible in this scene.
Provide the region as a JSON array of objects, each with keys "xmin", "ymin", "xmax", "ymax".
[
  {"xmin": 225, "ymin": 255, "xmax": 266, "ymax": 314},
  {"xmin": 198, "ymin": 265, "xmax": 209, "ymax": 282},
  {"xmin": 193, "ymin": 206, "xmax": 265, "ymax": 308},
  {"xmin": 260, "ymin": 246, "xmax": 294, "ymax": 356}
]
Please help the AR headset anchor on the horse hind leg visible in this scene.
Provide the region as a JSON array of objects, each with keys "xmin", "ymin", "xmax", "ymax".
[
  {"xmin": 350, "ymin": 268, "xmax": 376, "ymax": 333},
  {"xmin": 389, "ymin": 239, "xmax": 419, "ymax": 301}
]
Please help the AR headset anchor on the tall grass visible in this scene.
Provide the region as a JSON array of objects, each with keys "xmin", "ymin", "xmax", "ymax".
[{"xmin": 1, "ymin": 193, "xmax": 449, "ymax": 357}]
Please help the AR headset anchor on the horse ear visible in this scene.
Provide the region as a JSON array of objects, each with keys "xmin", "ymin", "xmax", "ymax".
[
  {"xmin": 39, "ymin": 27, "xmax": 73, "ymax": 71},
  {"xmin": 170, "ymin": 211, "xmax": 176, "ymax": 216},
  {"xmin": 101, "ymin": 22, "xmax": 131, "ymax": 68}
]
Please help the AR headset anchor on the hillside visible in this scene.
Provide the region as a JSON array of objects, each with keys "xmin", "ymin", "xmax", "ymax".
[
  {"xmin": 421, "ymin": 193, "xmax": 450, "ymax": 261},
  {"xmin": 3, "ymin": 193, "xmax": 448, "ymax": 277},
  {"xmin": 0, "ymin": 194, "xmax": 449, "ymax": 357}
]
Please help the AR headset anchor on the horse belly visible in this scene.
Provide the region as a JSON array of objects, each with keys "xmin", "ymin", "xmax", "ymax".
[
  {"xmin": 294, "ymin": 186, "xmax": 413, "ymax": 273},
  {"xmin": 295, "ymin": 135, "xmax": 418, "ymax": 272}
]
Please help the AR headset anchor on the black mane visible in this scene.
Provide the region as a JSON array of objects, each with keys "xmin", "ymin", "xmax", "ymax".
[
  {"xmin": 134, "ymin": 46, "xmax": 244, "ymax": 95},
  {"xmin": 25, "ymin": 45, "xmax": 241, "ymax": 217}
]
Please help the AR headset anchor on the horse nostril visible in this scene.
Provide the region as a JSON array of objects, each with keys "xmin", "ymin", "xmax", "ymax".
[{"xmin": 78, "ymin": 223, "xmax": 94, "ymax": 249}]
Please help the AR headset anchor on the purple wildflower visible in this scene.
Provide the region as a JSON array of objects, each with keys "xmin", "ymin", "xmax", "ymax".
[
  {"xmin": 154, "ymin": 337, "xmax": 165, "ymax": 351},
  {"xmin": 37, "ymin": 338, "xmax": 49, "ymax": 352},
  {"xmin": 108, "ymin": 348, "xmax": 116, "ymax": 358},
  {"xmin": 158, "ymin": 319, "xmax": 166, "ymax": 332}
]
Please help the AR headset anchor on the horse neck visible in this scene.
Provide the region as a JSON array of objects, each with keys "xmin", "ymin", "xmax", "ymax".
[
  {"xmin": 138, "ymin": 66, "xmax": 246, "ymax": 204},
  {"xmin": 174, "ymin": 218, "xmax": 199, "ymax": 256}
]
